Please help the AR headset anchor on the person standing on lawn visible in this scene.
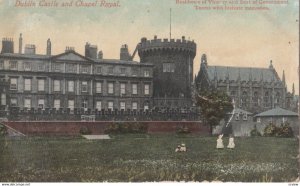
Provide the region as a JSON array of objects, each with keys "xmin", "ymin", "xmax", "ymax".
[
  {"xmin": 216, "ymin": 134, "xmax": 224, "ymax": 149},
  {"xmin": 227, "ymin": 134, "xmax": 235, "ymax": 149}
]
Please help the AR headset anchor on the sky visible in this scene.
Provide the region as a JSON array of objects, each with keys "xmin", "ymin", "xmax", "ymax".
[{"xmin": 0, "ymin": 0, "xmax": 299, "ymax": 93}]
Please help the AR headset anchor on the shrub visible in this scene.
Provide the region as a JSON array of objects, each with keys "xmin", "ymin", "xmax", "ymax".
[
  {"xmin": 250, "ymin": 125, "xmax": 261, "ymax": 137},
  {"xmin": 263, "ymin": 123, "xmax": 278, "ymax": 137},
  {"xmin": 176, "ymin": 126, "xmax": 191, "ymax": 134},
  {"xmin": 263, "ymin": 122, "xmax": 294, "ymax": 138},
  {"xmin": 0, "ymin": 124, "xmax": 7, "ymax": 137},
  {"xmin": 276, "ymin": 122, "xmax": 294, "ymax": 138},
  {"xmin": 79, "ymin": 126, "xmax": 92, "ymax": 135},
  {"xmin": 104, "ymin": 122, "xmax": 147, "ymax": 134}
]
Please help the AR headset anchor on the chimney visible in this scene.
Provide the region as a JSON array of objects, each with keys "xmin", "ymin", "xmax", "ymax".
[
  {"xmin": 120, "ymin": 44, "xmax": 131, "ymax": 61},
  {"xmin": 46, "ymin": 38, "xmax": 51, "ymax": 56},
  {"xmin": 98, "ymin": 50, "xmax": 103, "ymax": 59},
  {"xmin": 24, "ymin": 44, "xmax": 36, "ymax": 55},
  {"xmin": 19, "ymin": 33, "xmax": 22, "ymax": 54},
  {"xmin": 1, "ymin": 38, "xmax": 14, "ymax": 54},
  {"xmin": 65, "ymin": 46, "xmax": 75, "ymax": 52},
  {"xmin": 85, "ymin": 42, "xmax": 97, "ymax": 59}
]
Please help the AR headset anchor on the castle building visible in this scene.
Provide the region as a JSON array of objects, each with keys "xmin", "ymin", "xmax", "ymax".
[
  {"xmin": 0, "ymin": 35, "xmax": 154, "ymax": 115},
  {"xmin": 138, "ymin": 36, "xmax": 196, "ymax": 108},
  {"xmin": 195, "ymin": 54, "xmax": 296, "ymax": 114}
]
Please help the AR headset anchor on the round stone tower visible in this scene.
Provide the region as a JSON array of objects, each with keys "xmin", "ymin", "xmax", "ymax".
[{"xmin": 138, "ymin": 35, "xmax": 196, "ymax": 107}]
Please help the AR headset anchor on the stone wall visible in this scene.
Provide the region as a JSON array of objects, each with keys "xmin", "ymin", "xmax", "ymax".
[{"xmin": 3, "ymin": 121, "xmax": 209, "ymax": 136}]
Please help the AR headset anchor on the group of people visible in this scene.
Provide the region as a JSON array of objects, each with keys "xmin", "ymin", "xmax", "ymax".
[
  {"xmin": 174, "ymin": 134, "xmax": 235, "ymax": 153},
  {"xmin": 175, "ymin": 143, "xmax": 187, "ymax": 152},
  {"xmin": 217, "ymin": 134, "xmax": 235, "ymax": 149}
]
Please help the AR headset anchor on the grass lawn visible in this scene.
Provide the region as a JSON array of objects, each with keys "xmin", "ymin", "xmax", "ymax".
[{"xmin": 0, "ymin": 134, "xmax": 298, "ymax": 182}]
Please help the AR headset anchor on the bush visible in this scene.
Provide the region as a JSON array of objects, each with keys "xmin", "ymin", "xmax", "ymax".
[
  {"xmin": 276, "ymin": 122, "xmax": 294, "ymax": 138},
  {"xmin": 263, "ymin": 123, "xmax": 278, "ymax": 137},
  {"xmin": 176, "ymin": 126, "xmax": 191, "ymax": 134},
  {"xmin": 79, "ymin": 126, "xmax": 92, "ymax": 135},
  {"xmin": 263, "ymin": 122, "xmax": 294, "ymax": 138},
  {"xmin": 104, "ymin": 122, "xmax": 147, "ymax": 134},
  {"xmin": 250, "ymin": 125, "xmax": 261, "ymax": 137},
  {"xmin": 0, "ymin": 124, "xmax": 7, "ymax": 137}
]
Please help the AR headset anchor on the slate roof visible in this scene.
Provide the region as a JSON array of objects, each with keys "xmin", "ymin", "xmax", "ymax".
[
  {"xmin": 227, "ymin": 108, "xmax": 253, "ymax": 115},
  {"xmin": 206, "ymin": 66, "xmax": 281, "ymax": 83},
  {"xmin": 255, "ymin": 107, "xmax": 298, "ymax": 117},
  {"xmin": 0, "ymin": 53, "xmax": 50, "ymax": 60}
]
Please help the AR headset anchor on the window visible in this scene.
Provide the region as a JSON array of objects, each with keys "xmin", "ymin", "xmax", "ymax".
[
  {"xmin": 53, "ymin": 80, "xmax": 60, "ymax": 92},
  {"xmin": 163, "ymin": 63, "xmax": 175, "ymax": 72},
  {"xmin": 132, "ymin": 102, "xmax": 138, "ymax": 110},
  {"xmin": 68, "ymin": 100, "xmax": 74, "ymax": 110},
  {"xmin": 257, "ymin": 117, "xmax": 261, "ymax": 123},
  {"xmin": 132, "ymin": 84, "xmax": 137, "ymax": 95},
  {"xmin": 120, "ymin": 83, "xmax": 126, "ymax": 95},
  {"xmin": 38, "ymin": 99, "xmax": 45, "ymax": 109},
  {"xmin": 120, "ymin": 68, "xmax": 126, "ymax": 75},
  {"xmin": 81, "ymin": 65, "xmax": 89, "ymax": 73},
  {"xmin": 82, "ymin": 100, "xmax": 88, "ymax": 111},
  {"xmin": 108, "ymin": 83, "xmax": 114, "ymax": 94},
  {"xmin": 235, "ymin": 113, "xmax": 240, "ymax": 121},
  {"xmin": 108, "ymin": 101, "xmax": 114, "ymax": 110},
  {"xmin": 67, "ymin": 64, "xmax": 77, "ymax": 73},
  {"xmin": 242, "ymin": 113, "xmax": 248, "ymax": 121},
  {"xmin": 10, "ymin": 98, "xmax": 17, "ymax": 107},
  {"xmin": 68, "ymin": 81, "xmax": 74, "ymax": 92},
  {"xmin": 24, "ymin": 79, "xmax": 31, "ymax": 91},
  {"xmin": 120, "ymin": 101, "xmax": 126, "ymax": 110},
  {"xmin": 132, "ymin": 68, "xmax": 138, "ymax": 76},
  {"xmin": 96, "ymin": 101, "xmax": 102, "ymax": 110},
  {"xmin": 38, "ymin": 79, "xmax": 45, "ymax": 91},
  {"xmin": 24, "ymin": 62, "xmax": 31, "ymax": 71},
  {"xmin": 54, "ymin": 99, "xmax": 60, "ymax": 110},
  {"xmin": 96, "ymin": 66, "xmax": 102, "ymax": 74},
  {"xmin": 1, "ymin": 94, "xmax": 6, "ymax": 105},
  {"xmin": 53, "ymin": 63, "xmax": 61, "ymax": 72},
  {"xmin": 9, "ymin": 61, "xmax": 17, "ymax": 70},
  {"xmin": 96, "ymin": 82, "xmax": 102, "ymax": 93},
  {"xmin": 10, "ymin": 78, "xmax": 17, "ymax": 90},
  {"xmin": 108, "ymin": 67, "xmax": 114, "ymax": 74},
  {"xmin": 38, "ymin": 63, "xmax": 45, "ymax": 71},
  {"xmin": 144, "ymin": 84, "xmax": 150, "ymax": 95},
  {"xmin": 82, "ymin": 81, "xmax": 88, "ymax": 92},
  {"xmin": 24, "ymin": 98, "xmax": 31, "ymax": 109},
  {"xmin": 0, "ymin": 60, "xmax": 4, "ymax": 69},
  {"xmin": 144, "ymin": 70, "xmax": 150, "ymax": 77}
]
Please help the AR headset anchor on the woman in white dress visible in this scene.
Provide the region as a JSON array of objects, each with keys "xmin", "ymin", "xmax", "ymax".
[
  {"xmin": 227, "ymin": 134, "xmax": 235, "ymax": 149},
  {"xmin": 216, "ymin": 134, "xmax": 224, "ymax": 149}
]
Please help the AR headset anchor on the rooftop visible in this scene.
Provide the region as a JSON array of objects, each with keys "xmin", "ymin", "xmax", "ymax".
[{"xmin": 255, "ymin": 107, "xmax": 298, "ymax": 117}]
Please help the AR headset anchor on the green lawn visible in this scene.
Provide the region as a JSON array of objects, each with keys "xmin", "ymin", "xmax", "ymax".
[{"xmin": 0, "ymin": 134, "xmax": 298, "ymax": 182}]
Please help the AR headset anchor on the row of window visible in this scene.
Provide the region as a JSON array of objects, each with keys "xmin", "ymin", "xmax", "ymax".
[
  {"xmin": 11, "ymin": 98, "xmax": 148, "ymax": 111},
  {"xmin": 1, "ymin": 61, "xmax": 151, "ymax": 77},
  {"xmin": 230, "ymin": 91, "xmax": 282, "ymax": 97},
  {"xmin": 10, "ymin": 78, "xmax": 150, "ymax": 95}
]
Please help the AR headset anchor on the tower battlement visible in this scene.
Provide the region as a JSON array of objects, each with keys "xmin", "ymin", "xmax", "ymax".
[{"xmin": 138, "ymin": 36, "xmax": 196, "ymax": 55}]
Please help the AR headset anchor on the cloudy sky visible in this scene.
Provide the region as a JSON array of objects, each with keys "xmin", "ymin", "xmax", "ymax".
[{"xmin": 0, "ymin": 0, "xmax": 298, "ymax": 93}]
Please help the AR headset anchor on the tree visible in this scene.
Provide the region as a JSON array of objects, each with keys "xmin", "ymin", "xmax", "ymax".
[{"xmin": 195, "ymin": 90, "xmax": 233, "ymax": 135}]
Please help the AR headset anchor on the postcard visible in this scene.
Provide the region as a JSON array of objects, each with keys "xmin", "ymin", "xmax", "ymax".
[{"xmin": 0, "ymin": 0, "xmax": 299, "ymax": 184}]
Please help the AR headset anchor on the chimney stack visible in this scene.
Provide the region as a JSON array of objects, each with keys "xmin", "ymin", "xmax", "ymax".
[
  {"xmin": 98, "ymin": 50, "xmax": 103, "ymax": 59},
  {"xmin": 85, "ymin": 42, "xmax": 98, "ymax": 59},
  {"xmin": 19, "ymin": 33, "xmax": 22, "ymax": 54},
  {"xmin": 120, "ymin": 44, "xmax": 131, "ymax": 61},
  {"xmin": 46, "ymin": 38, "xmax": 51, "ymax": 56},
  {"xmin": 24, "ymin": 44, "xmax": 36, "ymax": 55},
  {"xmin": 65, "ymin": 46, "xmax": 75, "ymax": 52},
  {"xmin": 1, "ymin": 38, "xmax": 14, "ymax": 54}
]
